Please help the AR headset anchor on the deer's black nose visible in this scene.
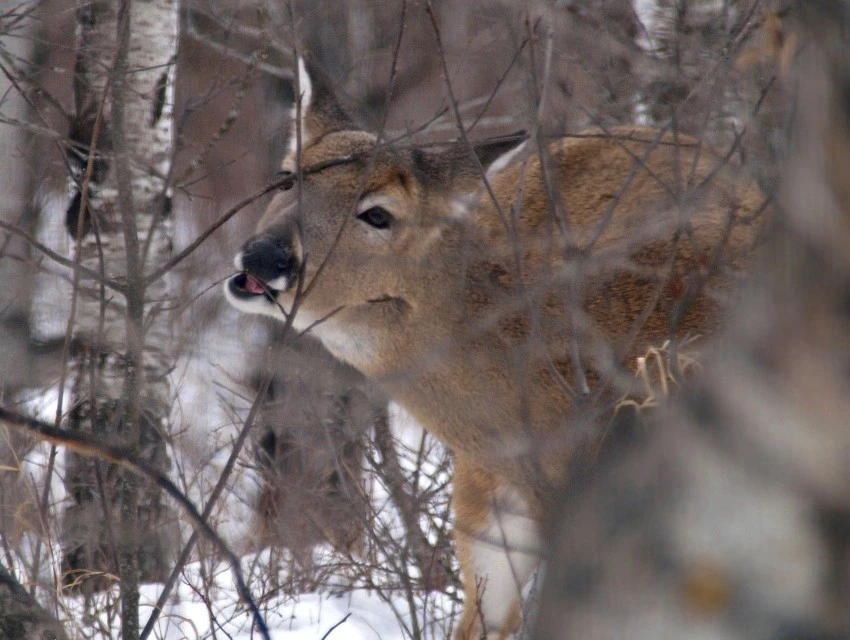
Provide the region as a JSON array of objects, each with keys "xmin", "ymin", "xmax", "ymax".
[{"xmin": 239, "ymin": 235, "xmax": 298, "ymax": 284}]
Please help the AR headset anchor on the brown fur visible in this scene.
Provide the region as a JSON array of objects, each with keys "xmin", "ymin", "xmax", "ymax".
[{"xmin": 227, "ymin": 61, "xmax": 766, "ymax": 639}]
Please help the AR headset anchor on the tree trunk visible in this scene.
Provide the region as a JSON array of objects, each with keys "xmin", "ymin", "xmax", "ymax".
[
  {"xmin": 0, "ymin": 12, "xmax": 70, "ymax": 640},
  {"xmin": 0, "ymin": 563, "xmax": 69, "ymax": 640},
  {"xmin": 0, "ymin": 0, "xmax": 38, "ymax": 395},
  {"xmin": 60, "ymin": 3, "xmax": 179, "ymax": 637}
]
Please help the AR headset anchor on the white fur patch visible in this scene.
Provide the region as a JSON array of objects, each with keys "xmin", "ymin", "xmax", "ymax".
[
  {"xmin": 225, "ymin": 286, "xmax": 372, "ymax": 364},
  {"xmin": 471, "ymin": 487, "xmax": 542, "ymax": 636},
  {"xmin": 264, "ymin": 275, "xmax": 290, "ymax": 291},
  {"xmin": 296, "ymin": 311, "xmax": 374, "ymax": 364},
  {"xmin": 233, "ymin": 251, "xmax": 244, "ymax": 270},
  {"xmin": 297, "ymin": 57, "xmax": 312, "ymax": 119},
  {"xmin": 224, "ymin": 264, "xmax": 375, "ymax": 366},
  {"xmin": 280, "ymin": 156, "xmax": 296, "ymax": 173},
  {"xmin": 287, "ymin": 56, "xmax": 314, "ymax": 156},
  {"xmin": 449, "ymin": 192, "xmax": 479, "ymax": 220},
  {"xmin": 223, "ymin": 280, "xmax": 280, "ymax": 318},
  {"xmin": 448, "ymin": 139, "xmax": 526, "ymax": 222},
  {"xmin": 485, "ymin": 140, "xmax": 527, "ymax": 180}
]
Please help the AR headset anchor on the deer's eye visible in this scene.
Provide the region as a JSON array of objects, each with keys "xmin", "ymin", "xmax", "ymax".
[{"xmin": 357, "ymin": 206, "xmax": 394, "ymax": 230}]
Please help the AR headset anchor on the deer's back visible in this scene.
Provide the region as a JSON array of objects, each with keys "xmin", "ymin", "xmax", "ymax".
[{"xmin": 443, "ymin": 126, "xmax": 765, "ymax": 470}]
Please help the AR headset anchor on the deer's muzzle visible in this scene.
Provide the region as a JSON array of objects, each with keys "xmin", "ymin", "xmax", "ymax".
[{"xmin": 228, "ymin": 234, "xmax": 299, "ymax": 302}]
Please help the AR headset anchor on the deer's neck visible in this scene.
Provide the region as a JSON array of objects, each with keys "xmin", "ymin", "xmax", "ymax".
[{"xmin": 373, "ymin": 319, "xmax": 574, "ymax": 477}]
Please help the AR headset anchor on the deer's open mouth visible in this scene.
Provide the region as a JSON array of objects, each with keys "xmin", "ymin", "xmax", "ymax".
[{"xmin": 228, "ymin": 273, "xmax": 280, "ymax": 303}]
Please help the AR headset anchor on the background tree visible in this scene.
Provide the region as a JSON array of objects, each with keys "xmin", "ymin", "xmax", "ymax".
[{"xmin": 57, "ymin": 1, "xmax": 179, "ymax": 638}]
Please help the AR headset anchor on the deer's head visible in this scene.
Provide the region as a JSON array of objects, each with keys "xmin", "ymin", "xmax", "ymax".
[{"xmin": 225, "ymin": 59, "xmax": 523, "ymax": 374}]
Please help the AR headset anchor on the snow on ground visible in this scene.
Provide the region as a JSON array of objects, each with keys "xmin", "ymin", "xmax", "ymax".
[
  {"xmin": 9, "ymin": 344, "xmax": 459, "ymax": 639},
  {"xmin": 42, "ymin": 401, "xmax": 460, "ymax": 640},
  {"xmin": 139, "ymin": 558, "xmax": 455, "ymax": 640},
  {"xmin": 138, "ymin": 404, "xmax": 459, "ymax": 640}
]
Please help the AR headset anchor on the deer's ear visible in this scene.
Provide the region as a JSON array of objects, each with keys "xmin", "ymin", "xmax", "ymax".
[
  {"xmin": 473, "ymin": 131, "xmax": 527, "ymax": 178},
  {"xmin": 288, "ymin": 56, "xmax": 354, "ymax": 154},
  {"xmin": 413, "ymin": 131, "xmax": 527, "ymax": 188}
]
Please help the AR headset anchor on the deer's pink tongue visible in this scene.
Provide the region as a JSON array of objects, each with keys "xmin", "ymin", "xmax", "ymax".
[{"xmin": 245, "ymin": 275, "xmax": 266, "ymax": 295}]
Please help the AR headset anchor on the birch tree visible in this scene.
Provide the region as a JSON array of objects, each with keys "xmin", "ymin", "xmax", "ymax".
[
  {"xmin": 0, "ymin": 7, "xmax": 69, "ymax": 637},
  {"xmin": 60, "ymin": 0, "xmax": 179, "ymax": 633},
  {"xmin": 0, "ymin": 4, "xmax": 37, "ymax": 397},
  {"xmin": 0, "ymin": 0, "xmax": 37, "ymax": 536}
]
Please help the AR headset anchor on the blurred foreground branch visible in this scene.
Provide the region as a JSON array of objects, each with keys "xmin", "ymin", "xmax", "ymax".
[
  {"xmin": 536, "ymin": 3, "xmax": 850, "ymax": 638},
  {"xmin": 0, "ymin": 563, "xmax": 68, "ymax": 640}
]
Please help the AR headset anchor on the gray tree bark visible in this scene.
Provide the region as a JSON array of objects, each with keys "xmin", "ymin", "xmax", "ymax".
[
  {"xmin": 0, "ymin": 13, "xmax": 68, "ymax": 640},
  {"xmin": 0, "ymin": 6, "xmax": 37, "ymax": 396},
  {"xmin": 0, "ymin": 563, "xmax": 68, "ymax": 640},
  {"xmin": 60, "ymin": 3, "xmax": 179, "ymax": 638}
]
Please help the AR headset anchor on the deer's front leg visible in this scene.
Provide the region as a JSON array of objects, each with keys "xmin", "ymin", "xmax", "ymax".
[{"xmin": 453, "ymin": 455, "xmax": 542, "ymax": 640}]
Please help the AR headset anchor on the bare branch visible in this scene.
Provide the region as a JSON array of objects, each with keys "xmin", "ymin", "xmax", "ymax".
[{"xmin": 0, "ymin": 404, "xmax": 272, "ymax": 640}]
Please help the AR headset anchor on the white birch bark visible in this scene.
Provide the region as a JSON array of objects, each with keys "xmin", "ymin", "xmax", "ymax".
[{"xmin": 61, "ymin": 0, "xmax": 179, "ymax": 605}]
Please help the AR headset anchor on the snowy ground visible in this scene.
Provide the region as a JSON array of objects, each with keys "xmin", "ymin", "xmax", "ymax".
[
  {"xmin": 135, "ymin": 552, "xmax": 457, "ymax": 640},
  {"xmin": 23, "ymin": 402, "xmax": 462, "ymax": 640},
  {"xmin": 137, "ymin": 406, "xmax": 459, "ymax": 640},
  {"xmin": 48, "ymin": 547, "xmax": 456, "ymax": 640},
  {"xmin": 9, "ymin": 314, "xmax": 462, "ymax": 639}
]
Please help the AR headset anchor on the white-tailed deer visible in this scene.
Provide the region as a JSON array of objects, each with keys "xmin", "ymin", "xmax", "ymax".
[{"xmin": 226, "ymin": 59, "xmax": 764, "ymax": 639}]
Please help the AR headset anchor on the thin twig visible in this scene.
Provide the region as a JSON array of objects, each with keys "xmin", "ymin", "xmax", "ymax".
[
  {"xmin": 0, "ymin": 220, "xmax": 125, "ymax": 293},
  {"xmin": 0, "ymin": 405, "xmax": 272, "ymax": 640},
  {"xmin": 145, "ymin": 155, "xmax": 357, "ymax": 287},
  {"xmin": 139, "ymin": 367, "xmax": 276, "ymax": 640},
  {"xmin": 319, "ymin": 613, "xmax": 352, "ymax": 640}
]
